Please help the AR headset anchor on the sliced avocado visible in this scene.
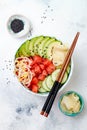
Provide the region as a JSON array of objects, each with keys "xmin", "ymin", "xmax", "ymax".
[
  {"xmin": 18, "ymin": 43, "xmax": 29, "ymax": 57},
  {"xmin": 46, "ymin": 41, "xmax": 62, "ymax": 60},
  {"xmin": 42, "ymin": 38, "xmax": 56, "ymax": 58},
  {"xmin": 34, "ymin": 36, "xmax": 44, "ymax": 55},
  {"xmin": 38, "ymin": 36, "xmax": 50, "ymax": 57},
  {"xmin": 25, "ymin": 40, "xmax": 31, "ymax": 56},
  {"xmin": 15, "ymin": 50, "xmax": 20, "ymax": 58},
  {"xmin": 28, "ymin": 37, "xmax": 38, "ymax": 56},
  {"xmin": 17, "ymin": 46, "xmax": 23, "ymax": 57}
]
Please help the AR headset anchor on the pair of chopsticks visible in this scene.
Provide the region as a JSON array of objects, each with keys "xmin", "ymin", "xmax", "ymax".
[{"xmin": 40, "ymin": 32, "xmax": 80, "ymax": 117}]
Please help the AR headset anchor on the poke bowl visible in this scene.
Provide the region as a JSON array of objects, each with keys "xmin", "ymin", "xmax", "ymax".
[{"xmin": 14, "ymin": 35, "xmax": 73, "ymax": 96}]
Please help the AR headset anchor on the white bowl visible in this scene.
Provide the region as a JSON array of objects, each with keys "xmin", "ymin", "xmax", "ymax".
[
  {"xmin": 7, "ymin": 14, "xmax": 31, "ymax": 38},
  {"xmin": 14, "ymin": 35, "xmax": 74, "ymax": 96}
]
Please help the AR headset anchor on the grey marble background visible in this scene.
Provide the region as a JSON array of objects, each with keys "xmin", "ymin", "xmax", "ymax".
[{"xmin": 0, "ymin": 0, "xmax": 87, "ymax": 130}]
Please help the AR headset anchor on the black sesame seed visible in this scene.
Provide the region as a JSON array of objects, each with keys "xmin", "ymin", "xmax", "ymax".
[
  {"xmin": 48, "ymin": 5, "xmax": 50, "ymax": 8},
  {"xmin": 52, "ymin": 19, "xmax": 54, "ymax": 21},
  {"xmin": 11, "ymin": 19, "xmax": 24, "ymax": 33},
  {"xmin": 44, "ymin": 16, "xmax": 47, "ymax": 19},
  {"xmin": 16, "ymin": 107, "xmax": 23, "ymax": 114},
  {"xmin": 43, "ymin": 12, "xmax": 46, "ymax": 15},
  {"xmin": 16, "ymin": 116, "xmax": 21, "ymax": 120},
  {"xmin": 51, "ymin": 9, "xmax": 53, "ymax": 11},
  {"xmin": 41, "ymin": 21, "xmax": 43, "ymax": 24}
]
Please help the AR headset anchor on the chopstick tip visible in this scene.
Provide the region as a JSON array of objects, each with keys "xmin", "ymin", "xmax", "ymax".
[
  {"xmin": 44, "ymin": 112, "xmax": 48, "ymax": 117},
  {"xmin": 40, "ymin": 111, "xmax": 44, "ymax": 115},
  {"xmin": 77, "ymin": 32, "xmax": 80, "ymax": 36}
]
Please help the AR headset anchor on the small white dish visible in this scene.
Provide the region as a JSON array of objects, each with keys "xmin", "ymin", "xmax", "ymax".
[{"xmin": 7, "ymin": 14, "xmax": 31, "ymax": 38}]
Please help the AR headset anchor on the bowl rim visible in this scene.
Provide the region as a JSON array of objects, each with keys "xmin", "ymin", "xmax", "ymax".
[
  {"xmin": 21, "ymin": 57, "xmax": 74, "ymax": 97},
  {"xmin": 58, "ymin": 90, "xmax": 84, "ymax": 116}
]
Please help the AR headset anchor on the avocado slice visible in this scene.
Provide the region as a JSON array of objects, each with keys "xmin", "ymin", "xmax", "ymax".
[
  {"xmin": 19, "ymin": 42, "xmax": 30, "ymax": 57},
  {"xmin": 42, "ymin": 38, "xmax": 56, "ymax": 58},
  {"xmin": 25, "ymin": 40, "xmax": 31, "ymax": 56},
  {"xmin": 46, "ymin": 41, "xmax": 62, "ymax": 60},
  {"xmin": 17, "ymin": 43, "xmax": 27, "ymax": 57},
  {"xmin": 33, "ymin": 36, "xmax": 44, "ymax": 55},
  {"xmin": 15, "ymin": 49, "xmax": 20, "ymax": 58},
  {"xmin": 28, "ymin": 37, "xmax": 38, "ymax": 56},
  {"xmin": 38, "ymin": 36, "xmax": 50, "ymax": 57}
]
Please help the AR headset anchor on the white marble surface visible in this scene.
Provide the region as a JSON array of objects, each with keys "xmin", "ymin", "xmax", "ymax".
[{"xmin": 0, "ymin": 0, "xmax": 87, "ymax": 130}]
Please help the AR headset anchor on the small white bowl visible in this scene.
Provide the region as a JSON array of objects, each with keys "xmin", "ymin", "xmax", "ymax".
[{"xmin": 7, "ymin": 14, "xmax": 31, "ymax": 38}]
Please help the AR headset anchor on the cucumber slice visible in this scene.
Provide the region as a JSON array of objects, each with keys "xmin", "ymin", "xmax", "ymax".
[
  {"xmin": 43, "ymin": 38, "xmax": 56, "ymax": 58},
  {"xmin": 38, "ymin": 87, "xmax": 47, "ymax": 93},
  {"xmin": 42, "ymin": 78, "xmax": 50, "ymax": 92},
  {"xmin": 66, "ymin": 65, "xmax": 71, "ymax": 74},
  {"xmin": 61, "ymin": 72, "xmax": 68, "ymax": 84},
  {"xmin": 38, "ymin": 37, "xmax": 50, "ymax": 57},
  {"xmin": 38, "ymin": 81, "xmax": 42, "ymax": 88},
  {"xmin": 51, "ymin": 69, "xmax": 60, "ymax": 81},
  {"xmin": 34, "ymin": 36, "xmax": 44, "ymax": 55},
  {"xmin": 46, "ymin": 76, "xmax": 54, "ymax": 90}
]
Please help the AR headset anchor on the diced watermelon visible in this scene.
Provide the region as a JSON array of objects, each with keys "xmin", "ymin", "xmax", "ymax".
[
  {"xmin": 39, "ymin": 64, "xmax": 45, "ymax": 70},
  {"xmin": 43, "ymin": 58, "xmax": 52, "ymax": 66},
  {"xmin": 38, "ymin": 74, "xmax": 45, "ymax": 81},
  {"xmin": 31, "ymin": 77, "xmax": 39, "ymax": 84},
  {"xmin": 31, "ymin": 85, "xmax": 38, "ymax": 93},
  {"xmin": 33, "ymin": 55, "xmax": 42, "ymax": 63},
  {"xmin": 42, "ymin": 70, "xmax": 48, "ymax": 76}
]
